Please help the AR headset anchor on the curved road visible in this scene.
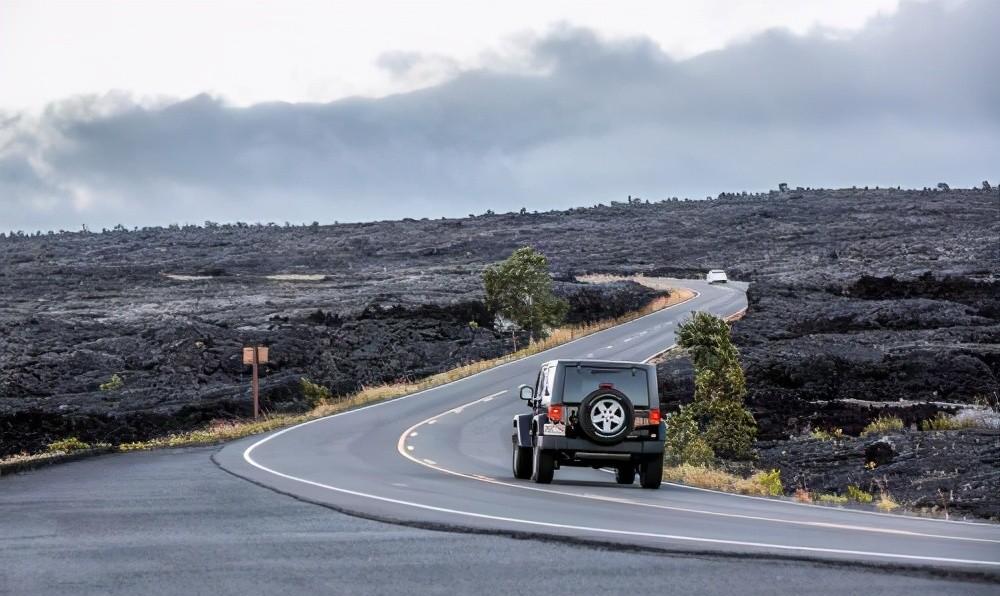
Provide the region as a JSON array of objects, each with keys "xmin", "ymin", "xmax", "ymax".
[{"xmin": 216, "ymin": 280, "xmax": 1000, "ymax": 574}]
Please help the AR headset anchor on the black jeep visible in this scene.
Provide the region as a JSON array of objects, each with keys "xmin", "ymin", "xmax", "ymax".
[{"xmin": 512, "ymin": 359, "xmax": 664, "ymax": 488}]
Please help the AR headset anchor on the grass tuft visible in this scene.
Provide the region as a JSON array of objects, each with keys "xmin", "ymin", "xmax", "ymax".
[
  {"xmin": 846, "ymin": 484, "xmax": 874, "ymax": 503},
  {"xmin": 861, "ymin": 415, "xmax": 903, "ymax": 436},
  {"xmin": 919, "ymin": 411, "xmax": 985, "ymax": 431},
  {"xmin": 46, "ymin": 437, "xmax": 92, "ymax": 453},
  {"xmin": 816, "ymin": 493, "xmax": 849, "ymax": 505},
  {"xmin": 736, "ymin": 469, "xmax": 783, "ymax": 496},
  {"xmin": 876, "ymin": 492, "xmax": 900, "ymax": 511},
  {"xmin": 664, "ymin": 464, "xmax": 783, "ymax": 497},
  {"xmin": 810, "ymin": 427, "xmax": 843, "ymax": 441},
  {"xmin": 99, "ymin": 373, "xmax": 124, "ymax": 392}
]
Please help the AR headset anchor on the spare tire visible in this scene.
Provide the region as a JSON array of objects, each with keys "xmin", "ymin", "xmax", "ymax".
[{"xmin": 577, "ymin": 388, "xmax": 634, "ymax": 445}]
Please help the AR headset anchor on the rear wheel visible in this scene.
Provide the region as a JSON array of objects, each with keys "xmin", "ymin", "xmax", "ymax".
[
  {"xmin": 531, "ymin": 445, "xmax": 554, "ymax": 484},
  {"xmin": 512, "ymin": 440, "xmax": 533, "ymax": 479},
  {"xmin": 639, "ymin": 453, "xmax": 664, "ymax": 489},
  {"xmin": 614, "ymin": 463, "xmax": 635, "ymax": 485}
]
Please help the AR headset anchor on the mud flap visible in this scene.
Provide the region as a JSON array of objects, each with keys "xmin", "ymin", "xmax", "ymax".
[{"xmin": 513, "ymin": 414, "xmax": 534, "ymax": 448}]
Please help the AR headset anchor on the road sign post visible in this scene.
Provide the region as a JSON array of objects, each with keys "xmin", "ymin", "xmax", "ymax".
[{"xmin": 243, "ymin": 346, "xmax": 269, "ymax": 419}]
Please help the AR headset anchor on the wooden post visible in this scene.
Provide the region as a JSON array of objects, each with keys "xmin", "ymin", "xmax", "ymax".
[{"xmin": 251, "ymin": 345, "xmax": 260, "ymax": 420}]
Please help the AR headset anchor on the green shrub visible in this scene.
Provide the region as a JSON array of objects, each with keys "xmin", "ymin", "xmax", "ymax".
[
  {"xmin": 846, "ymin": 484, "xmax": 874, "ymax": 503},
  {"xmin": 861, "ymin": 415, "xmax": 903, "ymax": 436},
  {"xmin": 681, "ymin": 436, "xmax": 716, "ymax": 468},
  {"xmin": 100, "ymin": 373, "xmax": 124, "ymax": 392},
  {"xmin": 702, "ymin": 398, "xmax": 757, "ymax": 460},
  {"xmin": 47, "ymin": 437, "xmax": 91, "ymax": 453},
  {"xmin": 665, "ymin": 406, "xmax": 715, "ymax": 466},
  {"xmin": 817, "ymin": 493, "xmax": 849, "ymax": 505},
  {"xmin": 693, "ymin": 364, "xmax": 747, "ymax": 404},
  {"xmin": 742, "ymin": 469, "xmax": 782, "ymax": 496},
  {"xmin": 300, "ymin": 377, "xmax": 331, "ymax": 407}
]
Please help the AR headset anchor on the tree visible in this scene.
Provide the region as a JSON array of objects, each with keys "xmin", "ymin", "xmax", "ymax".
[
  {"xmin": 672, "ymin": 312, "xmax": 757, "ymax": 460},
  {"xmin": 676, "ymin": 312, "xmax": 739, "ymax": 372},
  {"xmin": 482, "ymin": 247, "xmax": 568, "ymax": 347}
]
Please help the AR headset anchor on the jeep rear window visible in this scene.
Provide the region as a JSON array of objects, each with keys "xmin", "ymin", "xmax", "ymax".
[{"xmin": 561, "ymin": 366, "xmax": 649, "ymax": 406}]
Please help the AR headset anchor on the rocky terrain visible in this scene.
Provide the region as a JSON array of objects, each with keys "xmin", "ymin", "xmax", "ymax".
[
  {"xmin": 756, "ymin": 429, "xmax": 999, "ymax": 519},
  {"xmin": 2, "ymin": 185, "xmax": 997, "ymax": 514}
]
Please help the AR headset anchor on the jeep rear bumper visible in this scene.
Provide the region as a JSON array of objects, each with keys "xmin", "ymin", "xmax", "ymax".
[{"xmin": 536, "ymin": 435, "xmax": 664, "ymax": 455}]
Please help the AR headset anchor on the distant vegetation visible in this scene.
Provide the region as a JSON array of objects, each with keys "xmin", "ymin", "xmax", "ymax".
[
  {"xmin": 482, "ymin": 247, "xmax": 568, "ymax": 347},
  {"xmin": 810, "ymin": 427, "xmax": 844, "ymax": 441},
  {"xmin": 99, "ymin": 374, "xmax": 124, "ymax": 392}
]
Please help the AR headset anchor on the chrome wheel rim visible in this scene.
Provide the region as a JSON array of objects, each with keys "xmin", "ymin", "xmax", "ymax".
[{"xmin": 590, "ymin": 397, "xmax": 626, "ymax": 435}]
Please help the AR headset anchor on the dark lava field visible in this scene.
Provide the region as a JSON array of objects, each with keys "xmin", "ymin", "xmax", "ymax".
[{"xmin": 2, "ymin": 186, "xmax": 998, "ymax": 516}]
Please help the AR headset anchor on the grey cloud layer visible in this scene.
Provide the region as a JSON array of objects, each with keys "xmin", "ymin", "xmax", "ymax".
[{"xmin": 2, "ymin": 0, "xmax": 997, "ymax": 231}]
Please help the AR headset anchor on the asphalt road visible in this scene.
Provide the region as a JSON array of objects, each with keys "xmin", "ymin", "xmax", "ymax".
[
  {"xmin": 214, "ymin": 280, "xmax": 1000, "ymax": 572},
  {"xmin": 3, "ymin": 280, "xmax": 999, "ymax": 595}
]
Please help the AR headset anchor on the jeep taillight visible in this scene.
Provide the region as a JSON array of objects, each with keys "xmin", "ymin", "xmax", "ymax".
[
  {"xmin": 649, "ymin": 409, "xmax": 661, "ymax": 425},
  {"xmin": 547, "ymin": 405, "xmax": 564, "ymax": 422}
]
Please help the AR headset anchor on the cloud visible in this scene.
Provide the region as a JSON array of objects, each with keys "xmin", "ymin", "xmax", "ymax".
[{"xmin": 2, "ymin": 0, "xmax": 997, "ymax": 232}]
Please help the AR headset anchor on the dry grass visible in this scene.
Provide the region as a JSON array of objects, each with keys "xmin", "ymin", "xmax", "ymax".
[
  {"xmin": 810, "ymin": 427, "xmax": 844, "ymax": 441},
  {"xmin": 663, "ymin": 464, "xmax": 740, "ymax": 492},
  {"xmin": 5, "ymin": 287, "xmax": 696, "ymax": 461},
  {"xmin": 846, "ymin": 484, "xmax": 874, "ymax": 503},
  {"xmin": 663, "ymin": 464, "xmax": 783, "ymax": 497},
  {"xmin": 919, "ymin": 411, "xmax": 993, "ymax": 431},
  {"xmin": 794, "ymin": 488, "xmax": 814, "ymax": 503},
  {"xmin": 861, "ymin": 415, "xmax": 904, "ymax": 436},
  {"xmin": 876, "ymin": 492, "xmax": 900, "ymax": 511},
  {"xmin": 816, "ymin": 493, "xmax": 849, "ymax": 505}
]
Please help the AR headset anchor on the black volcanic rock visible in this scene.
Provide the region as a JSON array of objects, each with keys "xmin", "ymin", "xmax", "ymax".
[
  {"xmin": 655, "ymin": 355, "xmax": 696, "ymax": 412},
  {"xmin": 756, "ymin": 430, "xmax": 1000, "ymax": 519},
  {"xmin": 732, "ymin": 278, "xmax": 1000, "ymax": 440},
  {"xmin": 555, "ymin": 280, "xmax": 663, "ymax": 324}
]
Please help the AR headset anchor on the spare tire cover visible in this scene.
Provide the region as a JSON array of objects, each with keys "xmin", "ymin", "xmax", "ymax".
[{"xmin": 577, "ymin": 388, "xmax": 634, "ymax": 445}]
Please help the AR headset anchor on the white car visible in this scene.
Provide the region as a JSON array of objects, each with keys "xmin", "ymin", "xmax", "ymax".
[{"xmin": 706, "ymin": 269, "xmax": 728, "ymax": 284}]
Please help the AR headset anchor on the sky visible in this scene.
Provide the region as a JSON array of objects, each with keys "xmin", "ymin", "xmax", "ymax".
[{"xmin": 1, "ymin": 0, "xmax": 997, "ymax": 231}]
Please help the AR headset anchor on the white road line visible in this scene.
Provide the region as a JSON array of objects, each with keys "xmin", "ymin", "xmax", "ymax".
[{"xmin": 397, "ymin": 397, "xmax": 1000, "ymax": 547}]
